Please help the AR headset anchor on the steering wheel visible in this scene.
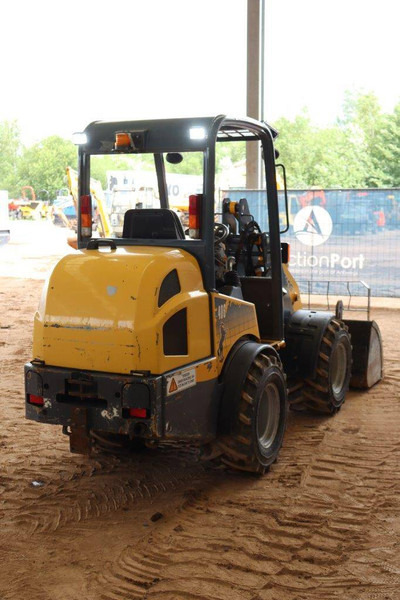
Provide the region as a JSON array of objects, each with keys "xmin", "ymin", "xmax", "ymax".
[{"xmin": 214, "ymin": 222, "xmax": 229, "ymax": 243}]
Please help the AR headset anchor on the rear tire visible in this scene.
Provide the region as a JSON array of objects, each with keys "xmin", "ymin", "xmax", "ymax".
[
  {"xmin": 292, "ymin": 319, "xmax": 352, "ymax": 414},
  {"xmin": 220, "ymin": 353, "xmax": 287, "ymax": 475}
]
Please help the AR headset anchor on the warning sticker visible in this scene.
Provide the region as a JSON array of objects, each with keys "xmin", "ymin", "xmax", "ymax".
[{"xmin": 166, "ymin": 368, "xmax": 196, "ymax": 396}]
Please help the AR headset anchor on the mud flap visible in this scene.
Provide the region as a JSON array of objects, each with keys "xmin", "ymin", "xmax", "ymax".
[
  {"xmin": 344, "ymin": 320, "xmax": 383, "ymax": 389},
  {"xmin": 69, "ymin": 407, "xmax": 92, "ymax": 455}
]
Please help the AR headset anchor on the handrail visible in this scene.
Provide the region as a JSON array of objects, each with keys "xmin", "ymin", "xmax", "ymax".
[{"xmin": 296, "ymin": 279, "xmax": 371, "ymax": 320}]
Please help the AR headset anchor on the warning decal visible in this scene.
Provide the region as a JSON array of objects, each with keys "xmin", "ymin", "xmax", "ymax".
[{"xmin": 166, "ymin": 368, "xmax": 196, "ymax": 396}]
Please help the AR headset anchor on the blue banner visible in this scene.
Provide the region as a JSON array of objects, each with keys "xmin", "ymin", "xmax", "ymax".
[{"xmin": 221, "ymin": 188, "xmax": 400, "ymax": 297}]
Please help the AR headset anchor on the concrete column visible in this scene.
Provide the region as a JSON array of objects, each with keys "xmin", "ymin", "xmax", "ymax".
[{"xmin": 246, "ymin": 0, "xmax": 261, "ymax": 189}]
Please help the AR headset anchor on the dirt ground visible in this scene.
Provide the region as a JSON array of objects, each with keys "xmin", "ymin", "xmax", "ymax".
[{"xmin": 1, "ymin": 222, "xmax": 400, "ymax": 600}]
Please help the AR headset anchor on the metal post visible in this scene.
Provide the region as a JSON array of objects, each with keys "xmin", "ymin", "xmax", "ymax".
[
  {"xmin": 260, "ymin": 0, "xmax": 265, "ymax": 124},
  {"xmin": 246, "ymin": 0, "xmax": 261, "ymax": 189}
]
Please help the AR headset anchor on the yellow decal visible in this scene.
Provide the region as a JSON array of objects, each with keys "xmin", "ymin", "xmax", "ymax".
[{"xmin": 212, "ymin": 292, "xmax": 259, "ymax": 373}]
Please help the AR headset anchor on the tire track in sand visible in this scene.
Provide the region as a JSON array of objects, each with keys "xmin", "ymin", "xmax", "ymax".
[
  {"xmin": 2, "ymin": 276, "xmax": 400, "ymax": 600},
  {"xmin": 89, "ymin": 390, "xmax": 400, "ymax": 600},
  {"xmin": 1, "ymin": 446, "xmax": 216, "ymax": 535}
]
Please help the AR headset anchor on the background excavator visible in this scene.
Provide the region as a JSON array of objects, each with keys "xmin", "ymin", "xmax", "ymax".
[{"xmin": 52, "ymin": 167, "xmax": 113, "ymax": 242}]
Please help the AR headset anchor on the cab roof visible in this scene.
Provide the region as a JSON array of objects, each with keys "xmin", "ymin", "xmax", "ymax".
[{"xmin": 81, "ymin": 115, "xmax": 278, "ymax": 154}]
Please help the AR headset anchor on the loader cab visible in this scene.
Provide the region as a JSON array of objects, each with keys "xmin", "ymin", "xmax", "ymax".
[{"xmin": 74, "ymin": 116, "xmax": 284, "ymax": 342}]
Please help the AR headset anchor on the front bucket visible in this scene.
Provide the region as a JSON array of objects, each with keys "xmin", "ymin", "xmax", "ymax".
[{"xmin": 344, "ymin": 319, "xmax": 383, "ymax": 389}]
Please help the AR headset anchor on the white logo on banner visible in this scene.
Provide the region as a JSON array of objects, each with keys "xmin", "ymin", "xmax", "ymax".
[{"xmin": 293, "ymin": 206, "xmax": 333, "ymax": 247}]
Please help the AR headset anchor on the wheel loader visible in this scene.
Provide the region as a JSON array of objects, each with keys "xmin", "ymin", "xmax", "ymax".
[{"xmin": 25, "ymin": 116, "xmax": 383, "ymax": 474}]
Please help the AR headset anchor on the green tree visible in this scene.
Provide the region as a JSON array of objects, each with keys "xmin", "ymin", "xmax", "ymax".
[
  {"xmin": 164, "ymin": 152, "xmax": 203, "ymax": 175},
  {"xmin": 273, "ymin": 112, "xmax": 321, "ymax": 187},
  {"xmin": 374, "ymin": 102, "xmax": 400, "ymax": 186},
  {"xmin": 274, "ymin": 106, "xmax": 371, "ymax": 188},
  {"xmin": 17, "ymin": 136, "xmax": 77, "ymax": 199},
  {"xmin": 90, "ymin": 155, "xmax": 133, "ymax": 188},
  {"xmin": 339, "ymin": 91, "xmax": 387, "ymax": 186},
  {"xmin": 0, "ymin": 120, "xmax": 22, "ymax": 196},
  {"xmin": 311, "ymin": 126, "xmax": 367, "ymax": 187}
]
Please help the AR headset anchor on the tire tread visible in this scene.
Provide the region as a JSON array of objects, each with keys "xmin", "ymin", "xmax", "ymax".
[
  {"xmin": 220, "ymin": 352, "xmax": 287, "ymax": 473},
  {"xmin": 289, "ymin": 319, "xmax": 352, "ymax": 414}
]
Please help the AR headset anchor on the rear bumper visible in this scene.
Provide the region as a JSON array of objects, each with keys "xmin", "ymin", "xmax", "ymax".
[
  {"xmin": 25, "ymin": 362, "xmax": 163, "ymax": 439},
  {"xmin": 25, "ymin": 360, "xmax": 219, "ymax": 442}
]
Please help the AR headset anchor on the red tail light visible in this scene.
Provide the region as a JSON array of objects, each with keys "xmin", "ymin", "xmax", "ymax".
[
  {"xmin": 189, "ymin": 194, "xmax": 202, "ymax": 239},
  {"xmin": 29, "ymin": 394, "xmax": 44, "ymax": 406},
  {"xmin": 129, "ymin": 408, "xmax": 147, "ymax": 419},
  {"xmin": 80, "ymin": 194, "xmax": 92, "ymax": 237}
]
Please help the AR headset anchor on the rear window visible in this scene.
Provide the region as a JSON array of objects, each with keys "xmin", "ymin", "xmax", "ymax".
[{"xmin": 90, "ymin": 152, "xmax": 204, "ymax": 238}]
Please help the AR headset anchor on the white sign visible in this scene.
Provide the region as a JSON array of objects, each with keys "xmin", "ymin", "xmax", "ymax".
[
  {"xmin": 166, "ymin": 368, "xmax": 196, "ymax": 396},
  {"xmin": 290, "ymin": 251, "xmax": 365, "ymax": 270},
  {"xmin": 293, "ymin": 206, "xmax": 333, "ymax": 247}
]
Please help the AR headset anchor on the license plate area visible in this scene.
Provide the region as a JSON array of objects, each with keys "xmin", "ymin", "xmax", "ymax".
[{"xmin": 56, "ymin": 377, "xmax": 107, "ymax": 408}]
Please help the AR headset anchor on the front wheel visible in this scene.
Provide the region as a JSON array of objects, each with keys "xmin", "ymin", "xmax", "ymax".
[
  {"xmin": 294, "ymin": 319, "xmax": 352, "ymax": 414},
  {"xmin": 220, "ymin": 352, "xmax": 287, "ymax": 475}
]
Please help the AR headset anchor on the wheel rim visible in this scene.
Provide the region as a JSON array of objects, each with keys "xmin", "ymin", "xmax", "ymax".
[
  {"xmin": 257, "ymin": 382, "xmax": 280, "ymax": 450},
  {"xmin": 331, "ymin": 341, "xmax": 348, "ymax": 397}
]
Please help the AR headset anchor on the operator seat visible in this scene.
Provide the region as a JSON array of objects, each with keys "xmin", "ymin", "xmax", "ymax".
[{"xmin": 122, "ymin": 208, "xmax": 185, "ymax": 239}]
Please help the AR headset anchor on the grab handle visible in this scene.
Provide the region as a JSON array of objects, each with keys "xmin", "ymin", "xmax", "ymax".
[{"xmin": 86, "ymin": 238, "xmax": 117, "ymax": 250}]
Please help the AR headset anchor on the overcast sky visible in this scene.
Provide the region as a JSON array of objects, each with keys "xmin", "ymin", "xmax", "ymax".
[{"xmin": 1, "ymin": 0, "xmax": 399, "ymax": 145}]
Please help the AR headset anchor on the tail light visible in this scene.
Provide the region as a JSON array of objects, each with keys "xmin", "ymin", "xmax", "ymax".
[
  {"xmin": 80, "ymin": 194, "xmax": 92, "ymax": 237},
  {"xmin": 189, "ymin": 194, "xmax": 202, "ymax": 239},
  {"xmin": 28, "ymin": 394, "xmax": 44, "ymax": 406},
  {"xmin": 129, "ymin": 408, "xmax": 147, "ymax": 419}
]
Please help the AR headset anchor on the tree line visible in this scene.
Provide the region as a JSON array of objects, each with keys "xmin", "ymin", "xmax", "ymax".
[
  {"xmin": 0, "ymin": 91, "xmax": 398, "ymax": 200},
  {"xmin": 274, "ymin": 91, "xmax": 399, "ymax": 188}
]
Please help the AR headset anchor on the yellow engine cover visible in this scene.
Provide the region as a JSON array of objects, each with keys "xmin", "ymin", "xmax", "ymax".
[{"xmin": 33, "ymin": 246, "xmax": 211, "ymax": 375}]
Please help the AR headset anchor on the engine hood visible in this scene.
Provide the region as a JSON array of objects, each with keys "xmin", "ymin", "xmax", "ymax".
[{"xmin": 33, "ymin": 246, "xmax": 210, "ymax": 374}]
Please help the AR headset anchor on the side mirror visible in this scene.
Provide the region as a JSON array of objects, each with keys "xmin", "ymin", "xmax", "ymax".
[{"xmin": 166, "ymin": 153, "xmax": 183, "ymax": 164}]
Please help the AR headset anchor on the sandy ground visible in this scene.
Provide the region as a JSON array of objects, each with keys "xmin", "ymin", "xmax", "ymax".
[{"xmin": 0, "ymin": 221, "xmax": 400, "ymax": 600}]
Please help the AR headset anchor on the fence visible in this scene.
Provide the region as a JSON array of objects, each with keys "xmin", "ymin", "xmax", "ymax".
[{"xmin": 221, "ymin": 188, "xmax": 400, "ymax": 297}]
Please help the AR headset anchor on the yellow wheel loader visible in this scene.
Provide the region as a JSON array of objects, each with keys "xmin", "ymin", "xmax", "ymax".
[{"xmin": 25, "ymin": 116, "xmax": 383, "ymax": 474}]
